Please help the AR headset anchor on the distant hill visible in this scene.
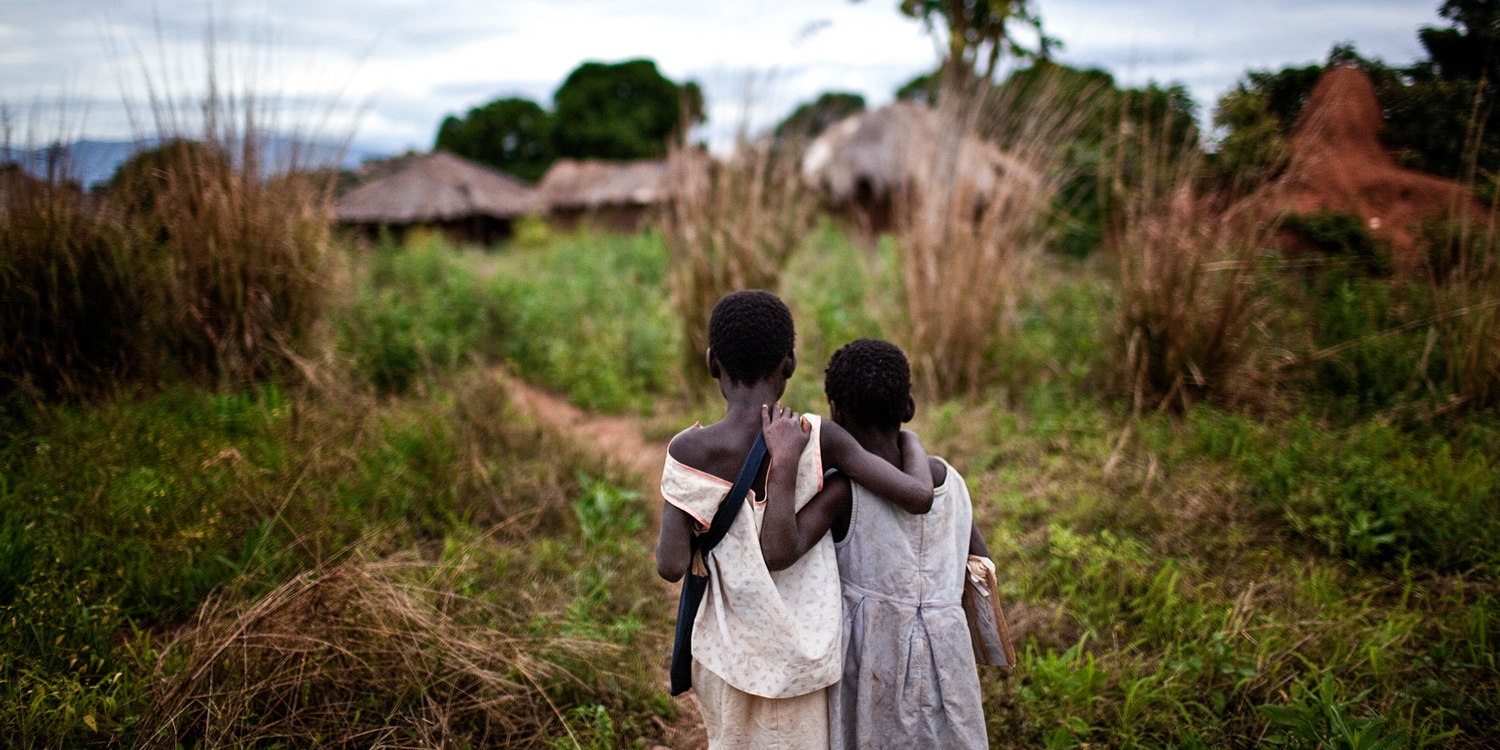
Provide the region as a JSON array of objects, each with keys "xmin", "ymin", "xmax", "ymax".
[{"xmin": 2, "ymin": 138, "xmax": 388, "ymax": 188}]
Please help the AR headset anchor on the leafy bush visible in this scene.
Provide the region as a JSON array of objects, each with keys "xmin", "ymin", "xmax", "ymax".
[
  {"xmin": 1282, "ymin": 210, "xmax": 1392, "ymax": 276},
  {"xmin": 340, "ymin": 233, "xmax": 501, "ymax": 393},
  {"xmin": 1282, "ymin": 271, "xmax": 1439, "ymax": 419},
  {"xmin": 488, "ymin": 231, "xmax": 680, "ymax": 412},
  {"xmin": 1168, "ymin": 408, "xmax": 1500, "ymax": 568}
]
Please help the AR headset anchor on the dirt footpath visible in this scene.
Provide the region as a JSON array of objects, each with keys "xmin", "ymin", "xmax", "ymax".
[{"xmin": 503, "ymin": 377, "xmax": 707, "ymax": 750}]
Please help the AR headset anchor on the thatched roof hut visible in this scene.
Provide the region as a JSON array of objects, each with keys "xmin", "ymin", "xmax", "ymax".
[
  {"xmin": 337, "ymin": 150, "xmax": 538, "ymax": 244},
  {"xmin": 801, "ymin": 102, "xmax": 1034, "ymax": 233},
  {"xmin": 536, "ymin": 158, "xmax": 667, "ymax": 231}
]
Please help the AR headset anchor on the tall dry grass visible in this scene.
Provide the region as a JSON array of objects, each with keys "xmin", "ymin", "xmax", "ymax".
[
  {"xmin": 111, "ymin": 134, "xmax": 338, "ymax": 386},
  {"xmin": 1109, "ymin": 114, "xmax": 1274, "ymax": 414},
  {"xmin": 0, "ymin": 77, "xmax": 339, "ymax": 398},
  {"xmin": 1420, "ymin": 99, "xmax": 1500, "ymax": 413},
  {"xmin": 0, "ymin": 165, "xmax": 148, "ymax": 398},
  {"xmin": 138, "ymin": 557, "xmax": 609, "ymax": 749},
  {"xmin": 893, "ymin": 67, "xmax": 1097, "ymax": 398},
  {"xmin": 662, "ymin": 138, "xmax": 815, "ymax": 386}
]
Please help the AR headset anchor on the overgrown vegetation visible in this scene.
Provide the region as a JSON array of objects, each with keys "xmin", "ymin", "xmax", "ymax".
[
  {"xmin": 8, "ymin": 1, "xmax": 1500, "ymax": 747},
  {"xmin": 339, "ymin": 229, "xmax": 679, "ymax": 411},
  {"xmin": 0, "ymin": 373, "xmax": 670, "ymax": 748},
  {"xmin": 1, "ymin": 134, "xmax": 335, "ymax": 399},
  {"xmin": 662, "ymin": 135, "xmax": 815, "ymax": 388}
]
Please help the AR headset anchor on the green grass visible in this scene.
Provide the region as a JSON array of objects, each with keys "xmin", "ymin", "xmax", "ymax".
[
  {"xmin": 0, "ymin": 371, "xmax": 673, "ymax": 747},
  {"xmin": 342, "ymin": 230, "xmax": 680, "ymax": 412},
  {"xmin": 484, "ymin": 230, "xmax": 680, "ymax": 413},
  {"xmin": 769, "ymin": 232, "xmax": 1500, "ymax": 746},
  {"xmin": 10, "ymin": 221, "xmax": 1500, "ymax": 747},
  {"xmin": 912, "ymin": 385, "xmax": 1497, "ymax": 748}
]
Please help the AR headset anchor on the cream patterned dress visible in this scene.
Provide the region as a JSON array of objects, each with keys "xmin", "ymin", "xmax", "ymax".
[{"xmin": 661, "ymin": 415, "xmax": 842, "ymax": 748}]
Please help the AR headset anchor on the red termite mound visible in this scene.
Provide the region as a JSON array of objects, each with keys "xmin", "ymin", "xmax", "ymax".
[{"xmin": 1258, "ymin": 64, "xmax": 1478, "ymax": 270}]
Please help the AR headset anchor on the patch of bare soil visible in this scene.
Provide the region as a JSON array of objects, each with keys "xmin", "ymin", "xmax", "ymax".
[{"xmin": 501, "ymin": 375, "xmax": 707, "ymax": 750}]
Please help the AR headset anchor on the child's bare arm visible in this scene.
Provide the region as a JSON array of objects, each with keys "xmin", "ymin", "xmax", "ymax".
[
  {"xmin": 821, "ymin": 421, "xmax": 934, "ymax": 513},
  {"xmin": 656, "ymin": 503, "xmax": 694, "ymax": 582},
  {"xmin": 758, "ymin": 405, "xmax": 814, "ymax": 569},
  {"xmin": 968, "ymin": 522, "xmax": 991, "ymax": 558},
  {"xmin": 763, "ymin": 473, "xmax": 850, "ymax": 571}
]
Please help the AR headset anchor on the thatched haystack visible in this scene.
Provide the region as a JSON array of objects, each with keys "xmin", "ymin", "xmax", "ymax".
[
  {"xmin": 801, "ymin": 102, "xmax": 1036, "ymax": 233},
  {"xmin": 536, "ymin": 158, "xmax": 667, "ymax": 232},
  {"xmin": 336, "ymin": 150, "xmax": 538, "ymax": 245},
  {"xmin": 1256, "ymin": 65, "xmax": 1481, "ymax": 270}
]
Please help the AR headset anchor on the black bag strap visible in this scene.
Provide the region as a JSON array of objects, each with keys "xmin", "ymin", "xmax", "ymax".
[
  {"xmin": 669, "ymin": 432, "xmax": 769, "ymax": 696},
  {"xmin": 696, "ymin": 432, "xmax": 767, "ymax": 555}
]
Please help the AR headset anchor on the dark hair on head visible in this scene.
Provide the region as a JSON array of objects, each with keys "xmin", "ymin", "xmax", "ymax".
[
  {"xmin": 824, "ymin": 338, "xmax": 911, "ymax": 430},
  {"xmin": 707, "ymin": 290, "xmax": 796, "ymax": 384}
]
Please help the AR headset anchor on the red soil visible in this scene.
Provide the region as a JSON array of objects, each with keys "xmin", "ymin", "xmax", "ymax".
[{"xmin": 1258, "ymin": 65, "xmax": 1481, "ymax": 270}]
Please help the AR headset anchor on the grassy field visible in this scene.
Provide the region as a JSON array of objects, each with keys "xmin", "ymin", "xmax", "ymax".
[
  {"xmin": 774, "ymin": 228, "xmax": 1499, "ymax": 748},
  {"xmin": 4, "ymin": 223, "xmax": 1498, "ymax": 748},
  {"xmin": 0, "ymin": 231, "xmax": 677, "ymax": 747}
]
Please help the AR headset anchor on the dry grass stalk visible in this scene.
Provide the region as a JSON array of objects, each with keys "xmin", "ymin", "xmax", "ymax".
[
  {"xmin": 111, "ymin": 101, "xmax": 339, "ymax": 386},
  {"xmin": 0, "ymin": 164, "xmax": 146, "ymax": 398},
  {"xmin": 1112, "ymin": 140, "xmax": 1274, "ymax": 413},
  {"xmin": 895, "ymin": 68, "xmax": 1095, "ymax": 398},
  {"xmin": 139, "ymin": 556, "xmax": 609, "ymax": 749},
  {"xmin": 1426, "ymin": 199, "xmax": 1500, "ymax": 411},
  {"xmin": 662, "ymin": 137, "xmax": 815, "ymax": 385},
  {"xmin": 0, "ymin": 54, "xmax": 341, "ymax": 399}
]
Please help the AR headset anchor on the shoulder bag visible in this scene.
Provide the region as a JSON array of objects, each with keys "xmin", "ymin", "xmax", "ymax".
[{"xmin": 668, "ymin": 433, "xmax": 767, "ymax": 696}]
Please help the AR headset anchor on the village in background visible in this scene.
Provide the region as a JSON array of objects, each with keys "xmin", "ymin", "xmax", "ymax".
[{"xmin": 4, "ymin": 1, "xmax": 1500, "ymax": 748}]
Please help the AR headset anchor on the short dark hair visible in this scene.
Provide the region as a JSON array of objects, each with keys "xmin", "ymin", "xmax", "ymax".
[
  {"xmin": 707, "ymin": 290, "xmax": 796, "ymax": 384},
  {"xmin": 824, "ymin": 338, "xmax": 911, "ymax": 430}
]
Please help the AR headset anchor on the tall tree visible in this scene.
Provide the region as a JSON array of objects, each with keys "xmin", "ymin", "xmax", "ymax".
[
  {"xmin": 551, "ymin": 60, "xmax": 704, "ymax": 161},
  {"xmin": 434, "ymin": 98, "xmax": 554, "ymax": 182},
  {"xmin": 895, "ymin": 0, "xmax": 1052, "ymax": 103},
  {"xmin": 1414, "ymin": 0, "xmax": 1500, "ymax": 83}
]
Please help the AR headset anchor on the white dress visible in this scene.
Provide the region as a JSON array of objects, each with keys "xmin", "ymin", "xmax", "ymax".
[
  {"xmin": 659, "ymin": 414, "xmax": 842, "ymax": 699},
  {"xmin": 827, "ymin": 459, "xmax": 988, "ymax": 750}
]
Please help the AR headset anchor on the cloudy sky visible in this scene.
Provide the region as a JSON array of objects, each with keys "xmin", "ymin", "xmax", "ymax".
[{"xmin": 1, "ymin": 0, "xmax": 1442, "ymax": 156}]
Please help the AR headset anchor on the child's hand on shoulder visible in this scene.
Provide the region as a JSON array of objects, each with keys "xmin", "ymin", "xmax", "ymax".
[{"xmin": 762, "ymin": 403, "xmax": 811, "ymax": 461}]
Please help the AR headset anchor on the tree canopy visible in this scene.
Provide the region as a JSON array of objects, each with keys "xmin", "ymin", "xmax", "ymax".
[
  {"xmin": 551, "ymin": 60, "xmax": 703, "ymax": 161},
  {"xmin": 433, "ymin": 59, "xmax": 703, "ymax": 181},
  {"xmin": 435, "ymin": 98, "xmax": 553, "ymax": 182}
]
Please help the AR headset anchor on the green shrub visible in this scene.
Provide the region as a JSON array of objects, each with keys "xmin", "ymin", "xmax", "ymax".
[
  {"xmin": 1283, "ymin": 210, "xmax": 1392, "ymax": 276},
  {"xmin": 1304, "ymin": 277, "xmax": 1438, "ymax": 418},
  {"xmin": 1165, "ymin": 408, "xmax": 1500, "ymax": 568},
  {"xmin": 340, "ymin": 234, "xmax": 500, "ymax": 393},
  {"xmin": 487, "ymin": 231, "xmax": 679, "ymax": 412}
]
